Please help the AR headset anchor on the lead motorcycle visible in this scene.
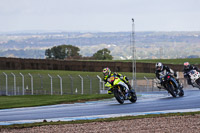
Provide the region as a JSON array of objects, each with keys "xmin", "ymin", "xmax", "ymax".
[
  {"xmin": 105, "ymin": 75, "xmax": 137, "ymax": 104},
  {"xmin": 157, "ymin": 72, "xmax": 184, "ymax": 97},
  {"xmin": 187, "ymin": 70, "xmax": 200, "ymax": 89}
]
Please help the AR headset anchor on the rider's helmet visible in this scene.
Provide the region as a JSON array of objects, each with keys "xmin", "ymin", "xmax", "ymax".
[
  {"xmin": 103, "ymin": 67, "xmax": 111, "ymax": 79},
  {"xmin": 155, "ymin": 62, "xmax": 163, "ymax": 71},
  {"xmin": 184, "ymin": 62, "xmax": 190, "ymax": 70}
]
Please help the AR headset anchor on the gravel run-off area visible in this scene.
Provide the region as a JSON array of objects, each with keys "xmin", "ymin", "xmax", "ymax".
[{"xmin": 1, "ymin": 114, "xmax": 200, "ymax": 133}]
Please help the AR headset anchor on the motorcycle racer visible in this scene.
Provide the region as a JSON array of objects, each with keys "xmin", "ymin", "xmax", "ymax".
[
  {"xmin": 155, "ymin": 62, "xmax": 183, "ymax": 89},
  {"xmin": 102, "ymin": 67, "xmax": 132, "ymax": 94},
  {"xmin": 183, "ymin": 62, "xmax": 200, "ymax": 85}
]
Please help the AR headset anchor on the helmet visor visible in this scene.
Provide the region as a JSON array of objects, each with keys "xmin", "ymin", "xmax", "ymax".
[
  {"xmin": 184, "ymin": 65, "xmax": 189, "ymax": 69},
  {"xmin": 156, "ymin": 66, "xmax": 162, "ymax": 71},
  {"xmin": 184, "ymin": 62, "xmax": 190, "ymax": 69},
  {"xmin": 103, "ymin": 72, "xmax": 109, "ymax": 76}
]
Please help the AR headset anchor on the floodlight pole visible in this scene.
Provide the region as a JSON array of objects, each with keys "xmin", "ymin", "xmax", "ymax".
[{"xmin": 132, "ymin": 18, "xmax": 136, "ymax": 89}]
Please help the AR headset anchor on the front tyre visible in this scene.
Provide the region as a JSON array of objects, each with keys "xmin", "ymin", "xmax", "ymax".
[
  {"xmin": 196, "ymin": 78, "xmax": 200, "ymax": 90},
  {"xmin": 168, "ymin": 84, "xmax": 177, "ymax": 97},
  {"xmin": 113, "ymin": 87, "xmax": 124, "ymax": 104}
]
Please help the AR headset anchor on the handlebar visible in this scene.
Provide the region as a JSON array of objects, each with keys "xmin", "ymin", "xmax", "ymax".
[{"xmin": 159, "ymin": 72, "xmax": 169, "ymax": 79}]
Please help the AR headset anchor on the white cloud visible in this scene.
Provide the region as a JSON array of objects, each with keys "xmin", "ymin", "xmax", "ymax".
[{"xmin": 0, "ymin": 0, "xmax": 200, "ymax": 32}]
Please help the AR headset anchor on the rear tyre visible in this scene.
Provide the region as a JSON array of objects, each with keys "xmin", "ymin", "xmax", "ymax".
[
  {"xmin": 178, "ymin": 89, "xmax": 184, "ymax": 97},
  {"xmin": 113, "ymin": 87, "xmax": 124, "ymax": 104},
  {"xmin": 129, "ymin": 89, "xmax": 137, "ymax": 103}
]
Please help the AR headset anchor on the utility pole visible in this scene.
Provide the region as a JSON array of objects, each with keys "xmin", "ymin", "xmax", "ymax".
[{"xmin": 132, "ymin": 18, "xmax": 136, "ymax": 89}]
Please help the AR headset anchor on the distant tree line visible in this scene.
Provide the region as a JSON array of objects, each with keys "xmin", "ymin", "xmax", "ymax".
[{"xmin": 45, "ymin": 44, "xmax": 113, "ymax": 60}]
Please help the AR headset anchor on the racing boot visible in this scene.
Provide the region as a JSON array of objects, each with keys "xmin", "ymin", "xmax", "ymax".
[
  {"xmin": 176, "ymin": 78, "xmax": 183, "ymax": 89},
  {"xmin": 178, "ymin": 82, "xmax": 183, "ymax": 89},
  {"xmin": 107, "ymin": 88, "xmax": 113, "ymax": 94}
]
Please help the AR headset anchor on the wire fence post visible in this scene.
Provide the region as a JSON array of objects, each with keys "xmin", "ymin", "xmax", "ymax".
[
  {"xmin": 20, "ymin": 73, "xmax": 25, "ymax": 95},
  {"xmin": 79, "ymin": 75, "xmax": 83, "ymax": 94},
  {"xmin": 28, "ymin": 73, "xmax": 34, "ymax": 95},
  {"xmin": 87, "ymin": 75, "xmax": 92, "ymax": 94},
  {"xmin": 3, "ymin": 72, "xmax": 8, "ymax": 96},
  {"xmin": 152, "ymin": 80, "xmax": 154, "ymax": 91},
  {"xmin": 97, "ymin": 75, "xmax": 102, "ymax": 94},
  {"xmin": 144, "ymin": 76, "xmax": 149, "ymax": 92},
  {"xmin": 48, "ymin": 74, "xmax": 53, "ymax": 95},
  {"xmin": 68, "ymin": 75, "xmax": 73, "ymax": 94},
  {"xmin": 57, "ymin": 75, "xmax": 63, "ymax": 95},
  {"xmin": 38, "ymin": 74, "xmax": 43, "ymax": 90},
  {"xmin": 11, "ymin": 73, "xmax": 16, "ymax": 95}
]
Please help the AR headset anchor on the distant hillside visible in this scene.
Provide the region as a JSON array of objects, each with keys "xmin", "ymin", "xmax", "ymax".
[{"xmin": 0, "ymin": 31, "xmax": 200, "ymax": 59}]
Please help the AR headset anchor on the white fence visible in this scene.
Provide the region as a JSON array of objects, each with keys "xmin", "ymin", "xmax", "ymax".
[
  {"xmin": 0, "ymin": 72, "xmax": 188, "ymax": 96},
  {"xmin": 0, "ymin": 73, "xmax": 102, "ymax": 96}
]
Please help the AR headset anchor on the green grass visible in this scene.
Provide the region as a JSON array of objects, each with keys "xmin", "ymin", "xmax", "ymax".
[
  {"xmin": 0, "ymin": 94, "xmax": 113, "ymax": 109},
  {"xmin": 136, "ymin": 58, "xmax": 200, "ymax": 65},
  {"xmin": 114, "ymin": 58, "xmax": 200, "ymax": 65},
  {"xmin": 0, "ymin": 70, "xmax": 155, "ymax": 83},
  {"xmin": 0, "ymin": 70, "xmax": 99, "ymax": 76},
  {"xmin": 1, "ymin": 111, "xmax": 200, "ymax": 130},
  {"xmin": 0, "ymin": 70, "xmax": 154, "ymax": 78}
]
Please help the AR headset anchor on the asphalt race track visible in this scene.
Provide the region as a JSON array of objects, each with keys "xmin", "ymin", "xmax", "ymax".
[{"xmin": 0, "ymin": 89, "xmax": 200, "ymax": 125}]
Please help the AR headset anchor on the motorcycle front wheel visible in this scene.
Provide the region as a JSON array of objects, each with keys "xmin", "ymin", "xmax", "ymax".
[
  {"xmin": 113, "ymin": 86, "xmax": 124, "ymax": 104},
  {"xmin": 196, "ymin": 78, "xmax": 200, "ymax": 89},
  {"xmin": 167, "ymin": 84, "xmax": 177, "ymax": 97}
]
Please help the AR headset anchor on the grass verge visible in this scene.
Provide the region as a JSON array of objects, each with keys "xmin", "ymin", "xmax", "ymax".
[
  {"xmin": 0, "ymin": 94, "xmax": 113, "ymax": 109},
  {"xmin": 1, "ymin": 111, "xmax": 200, "ymax": 130}
]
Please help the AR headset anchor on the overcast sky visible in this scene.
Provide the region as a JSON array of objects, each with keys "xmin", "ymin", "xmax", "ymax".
[{"xmin": 0, "ymin": 0, "xmax": 200, "ymax": 32}]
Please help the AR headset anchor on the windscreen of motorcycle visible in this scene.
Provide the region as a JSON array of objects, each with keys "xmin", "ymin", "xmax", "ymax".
[{"xmin": 159, "ymin": 70, "xmax": 167, "ymax": 77}]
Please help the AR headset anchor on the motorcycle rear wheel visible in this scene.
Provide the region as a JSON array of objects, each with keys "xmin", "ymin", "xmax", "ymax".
[
  {"xmin": 129, "ymin": 89, "xmax": 137, "ymax": 103},
  {"xmin": 178, "ymin": 88, "xmax": 184, "ymax": 97}
]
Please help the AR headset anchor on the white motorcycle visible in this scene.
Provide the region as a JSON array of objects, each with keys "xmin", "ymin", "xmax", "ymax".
[{"xmin": 187, "ymin": 70, "xmax": 200, "ymax": 89}]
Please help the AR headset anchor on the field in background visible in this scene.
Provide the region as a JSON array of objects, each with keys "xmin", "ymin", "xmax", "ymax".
[
  {"xmin": 115, "ymin": 58, "xmax": 200, "ymax": 65},
  {"xmin": 136, "ymin": 58, "xmax": 200, "ymax": 65}
]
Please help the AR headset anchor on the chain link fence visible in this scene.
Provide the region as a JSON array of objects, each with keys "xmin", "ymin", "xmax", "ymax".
[{"xmin": 0, "ymin": 72, "xmax": 189, "ymax": 96}]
